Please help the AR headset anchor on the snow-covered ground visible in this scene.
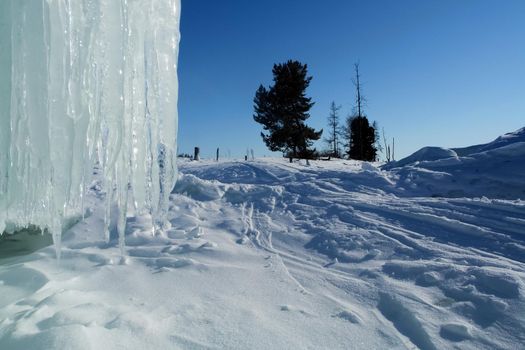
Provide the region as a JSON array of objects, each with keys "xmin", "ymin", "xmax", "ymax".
[
  {"xmin": 383, "ymin": 127, "xmax": 525, "ymax": 199},
  {"xmin": 1, "ymin": 132, "xmax": 525, "ymax": 349}
]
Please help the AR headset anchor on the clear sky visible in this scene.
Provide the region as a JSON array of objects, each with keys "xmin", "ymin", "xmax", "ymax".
[{"xmin": 178, "ymin": 0, "xmax": 525, "ymax": 160}]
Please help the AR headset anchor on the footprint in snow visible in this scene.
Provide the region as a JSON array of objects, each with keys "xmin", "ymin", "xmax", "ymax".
[
  {"xmin": 324, "ymin": 257, "xmax": 339, "ymax": 268},
  {"xmin": 162, "ymin": 242, "xmax": 216, "ymax": 255},
  {"xmin": 149, "ymin": 257, "xmax": 197, "ymax": 271},
  {"xmin": 280, "ymin": 305, "xmax": 314, "ymax": 316},
  {"xmin": 187, "ymin": 226, "xmax": 203, "ymax": 239},
  {"xmin": 166, "ymin": 226, "xmax": 203, "ymax": 240},
  {"xmin": 440, "ymin": 323, "xmax": 472, "ymax": 342},
  {"xmin": 236, "ymin": 236, "xmax": 250, "ymax": 245},
  {"xmin": 333, "ymin": 310, "xmax": 362, "ymax": 324}
]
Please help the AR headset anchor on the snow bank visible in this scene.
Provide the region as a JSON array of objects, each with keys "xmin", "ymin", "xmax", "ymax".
[
  {"xmin": 0, "ymin": 0, "xmax": 181, "ymax": 256},
  {"xmin": 384, "ymin": 127, "xmax": 525, "ymax": 198},
  {"xmin": 178, "ymin": 159, "xmax": 525, "ymax": 349},
  {"xmin": 454, "ymin": 127, "xmax": 525, "ymax": 156},
  {"xmin": 1, "ymin": 157, "xmax": 524, "ymax": 349},
  {"xmin": 383, "ymin": 147, "xmax": 458, "ymax": 170}
]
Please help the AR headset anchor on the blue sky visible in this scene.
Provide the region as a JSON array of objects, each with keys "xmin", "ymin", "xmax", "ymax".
[{"xmin": 178, "ymin": 0, "xmax": 525, "ymax": 159}]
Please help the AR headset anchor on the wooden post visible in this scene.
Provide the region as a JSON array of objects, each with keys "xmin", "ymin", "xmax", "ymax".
[{"xmin": 194, "ymin": 147, "xmax": 200, "ymax": 161}]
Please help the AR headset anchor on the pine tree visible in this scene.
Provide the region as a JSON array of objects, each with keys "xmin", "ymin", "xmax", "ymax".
[
  {"xmin": 344, "ymin": 64, "xmax": 378, "ymax": 161},
  {"xmin": 348, "ymin": 116, "xmax": 377, "ymax": 161},
  {"xmin": 373, "ymin": 121, "xmax": 383, "ymax": 160},
  {"xmin": 253, "ymin": 60, "xmax": 322, "ymax": 161},
  {"xmin": 324, "ymin": 102, "xmax": 342, "ymax": 157}
]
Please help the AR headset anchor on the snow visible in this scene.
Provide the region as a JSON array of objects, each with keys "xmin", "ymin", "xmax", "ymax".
[
  {"xmin": 0, "ymin": 0, "xmax": 181, "ymax": 256},
  {"xmin": 383, "ymin": 127, "xmax": 525, "ymax": 199},
  {"xmin": 383, "ymin": 147, "xmax": 459, "ymax": 169},
  {"xmin": 454, "ymin": 127, "xmax": 525, "ymax": 156},
  {"xmin": 2, "ymin": 2, "xmax": 523, "ymax": 348},
  {"xmin": 1, "ymin": 149, "xmax": 525, "ymax": 349}
]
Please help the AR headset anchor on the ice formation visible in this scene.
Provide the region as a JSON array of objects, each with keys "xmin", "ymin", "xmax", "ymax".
[{"xmin": 0, "ymin": 0, "xmax": 181, "ymax": 257}]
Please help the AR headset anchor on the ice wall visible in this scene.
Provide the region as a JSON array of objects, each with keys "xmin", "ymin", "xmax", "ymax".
[{"xmin": 0, "ymin": 0, "xmax": 181, "ymax": 257}]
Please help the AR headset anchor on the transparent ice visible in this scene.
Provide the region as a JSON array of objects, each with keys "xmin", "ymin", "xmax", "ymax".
[{"xmin": 0, "ymin": 0, "xmax": 181, "ymax": 257}]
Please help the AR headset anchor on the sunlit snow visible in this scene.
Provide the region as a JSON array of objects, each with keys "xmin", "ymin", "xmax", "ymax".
[{"xmin": 1, "ymin": 1, "xmax": 524, "ymax": 349}]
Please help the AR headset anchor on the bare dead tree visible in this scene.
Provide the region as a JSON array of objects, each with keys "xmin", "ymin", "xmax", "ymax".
[
  {"xmin": 324, "ymin": 102, "xmax": 342, "ymax": 157},
  {"xmin": 381, "ymin": 128, "xmax": 396, "ymax": 163},
  {"xmin": 392, "ymin": 137, "xmax": 395, "ymax": 161},
  {"xmin": 382, "ymin": 128, "xmax": 391, "ymax": 162},
  {"xmin": 354, "ymin": 63, "xmax": 366, "ymax": 118}
]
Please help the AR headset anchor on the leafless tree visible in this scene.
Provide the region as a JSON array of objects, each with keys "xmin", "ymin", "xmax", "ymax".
[{"xmin": 324, "ymin": 102, "xmax": 342, "ymax": 157}]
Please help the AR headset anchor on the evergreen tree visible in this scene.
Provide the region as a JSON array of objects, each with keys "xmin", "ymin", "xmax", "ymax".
[
  {"xmin": 348, "ymin": 116, "xmax": 377, "ymax": 161},
  {"xmin": 324, "ymin": 102, "xmax": 342, "ymax": 157},
  {"xmin": 344, "ymin": 64, "xmax": 377, "ymax": 161},
  {"xmin": 372, "ymin": 121, "xmax": 383, "ymax": 160},
  {"xmin": 253, "ymin": 60, "xmax": 322, "ymax": 161}
]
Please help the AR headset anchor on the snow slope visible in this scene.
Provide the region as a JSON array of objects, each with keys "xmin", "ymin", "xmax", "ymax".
[
  {"xmin": 454, "ymin": 127, "xmax": 525, "ymax": 156},
  {"xmin": 383, "ymin": 127, "xmax": 525, "ymax": 199},
  {"xmin": 1, "ymin": 157, "xmax": 524, "ymax": 349},
  {"xmin": 383, "ymin": 147, "xmax": 459, "ymax": 169}
]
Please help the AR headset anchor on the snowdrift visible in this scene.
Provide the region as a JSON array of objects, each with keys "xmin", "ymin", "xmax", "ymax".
[
  {"xmin": 383, "ymin": 147, "xmax": 458, "ymax": 169},
  {"xmin": 384, "ymin": 127, "xmax": 525, "ymax": 199},
  {"xmin": 454, "ymin": 127, "xmax": 525, "ymax": 156},
  {"xmin": 1, "ymin": 157, "xmax": 524, "ymax": 349}
]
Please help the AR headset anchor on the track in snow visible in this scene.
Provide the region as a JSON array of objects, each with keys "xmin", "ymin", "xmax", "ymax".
[{"xmin": 179, "ymin": 159, "xmax": 525, "ymax": 350}]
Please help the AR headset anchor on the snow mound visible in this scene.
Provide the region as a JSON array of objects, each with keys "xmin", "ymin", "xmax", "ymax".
[
  {"xmin": 385, "ymin": 127, "xmax": 525, "ymax": 198},
  {"xmin": 454, "ymin": 127, "xmax": 525, "ymax": 156},
  {"xmin": 1, "ymin": 157, "xmax": 524, "ymax": 349},
  {"xmin": 383, "ymin": 147, "xmax": 458, "ymax": 169},
  {"xmin": 173, "ymin": 174, "xmax": 225, "ymax": 201}
]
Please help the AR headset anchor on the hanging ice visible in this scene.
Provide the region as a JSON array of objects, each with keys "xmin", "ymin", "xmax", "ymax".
[{"xmin": 0, "ymin": 0, "xmax": 181, "ymax": 257}]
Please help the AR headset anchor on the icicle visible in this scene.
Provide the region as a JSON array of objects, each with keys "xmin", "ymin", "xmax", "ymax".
[
  {"xmin": 117, "ymin": 204, "xmax": 127, "ymax": 256},
  {"xmin": 103, "ymin": 180, "xmax": 112, "ymax": 244},
  {"xmin": 1, "ymin": 0, "xmax": 181, "ymax": 256},
  {"xmin": 51, "ymin": 216, "xmax": 62, "ymax": 261}
]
